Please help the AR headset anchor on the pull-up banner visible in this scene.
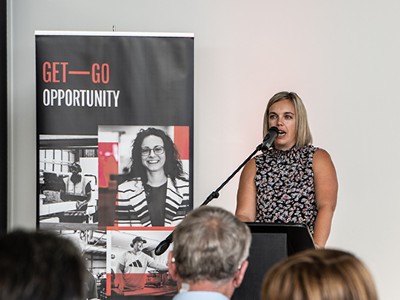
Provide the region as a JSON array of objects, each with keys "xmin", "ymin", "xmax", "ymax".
[{"xmin": 36, "ymin": 31, "xmax": 194, "ymax": 299}]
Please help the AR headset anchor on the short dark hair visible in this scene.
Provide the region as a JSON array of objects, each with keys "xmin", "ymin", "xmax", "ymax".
[
  {"xmin": 69, "ymin": 162, "xmax": 82, "ymax": 173},
  {"xmin": 129, "ymin": 127, "xmax": 186, "ymax": 185},
  {"xmin": 0, "ymin": 230, "xmax": 85, "ymax": 300},
  {"xmin": 130, "ymin": 236, "xmax": 147, "ymax": 247}
]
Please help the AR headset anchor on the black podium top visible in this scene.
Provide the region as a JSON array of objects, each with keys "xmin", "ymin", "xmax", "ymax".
[
  {"xmin": 246, "ymin": 222, "xmax": 315, "ymax": 255},
  {"xmin": 232, "ymin": 222, "xmax": 315, "ymax": 300}
]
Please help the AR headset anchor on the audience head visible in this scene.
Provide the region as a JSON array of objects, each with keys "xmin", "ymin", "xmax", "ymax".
[
  {"xmin": 261, "ymin": 248, "xmax": 378, "ymax": 300},
  {"xmin": 169, "ymin": 206, "xmax": 251, "ymax": 295},
  {"xmin": 263, "ymin": 91, "xmax": 312, "ymax": 147},
  {"xmin": 0, "ymin": 230, "xmax": 85, "ymax": 300}
]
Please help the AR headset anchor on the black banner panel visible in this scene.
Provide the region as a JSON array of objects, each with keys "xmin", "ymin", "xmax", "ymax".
[{"xmin": 36, "ymin": 31, "xmax": 194, "ymax": 299}]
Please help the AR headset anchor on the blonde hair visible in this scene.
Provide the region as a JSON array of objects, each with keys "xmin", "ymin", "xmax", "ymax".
[
  {"xmin": 261, "ymin": 249, "xmax": 378, "ymax": 300},
  {"xmin": 263, "ymin": 91, "xmax": 312, "ymax": 147}
]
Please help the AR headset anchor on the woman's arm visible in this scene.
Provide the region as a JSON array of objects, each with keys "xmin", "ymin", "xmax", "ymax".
[
  {"xmin": 312, "ymin": 149, "xmax": 338, "ymax": 248},
  {"xmin": 235, "ymin": 159, "xmax": 257, "ymax": 222}
]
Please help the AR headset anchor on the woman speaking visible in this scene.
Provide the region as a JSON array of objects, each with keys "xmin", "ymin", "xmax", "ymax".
[{"xmin": 235, "ymin": 92, "xmax": 338, "ymax": 248}]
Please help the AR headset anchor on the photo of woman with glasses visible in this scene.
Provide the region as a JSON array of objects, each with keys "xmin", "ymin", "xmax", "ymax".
[{"xmin": 116, "ymin": 127, "xmax": 190, "ymax": 227}]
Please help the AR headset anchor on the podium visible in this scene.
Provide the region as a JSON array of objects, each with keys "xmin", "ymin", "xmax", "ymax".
[{"xmin": 232, "ymin": 223, "xmax": 315, "ymax": 300}]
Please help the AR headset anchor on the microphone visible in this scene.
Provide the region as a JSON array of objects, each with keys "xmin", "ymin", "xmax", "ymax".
[
  {"xmin": 155, "ymin": 128, "xmax": 279, "ymax": 256},
  {"xmin": 155, "ymin": 232, "xmax": 173, "ymax": 256},
  {"xmin": 261, "ymin": 127, "xmax": 279, "ymax": 150}
]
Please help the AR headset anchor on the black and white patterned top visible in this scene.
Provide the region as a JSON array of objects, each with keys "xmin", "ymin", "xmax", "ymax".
[{"xmin": 255, "ymin": 145, "xmax": 318, "ymax": 234}]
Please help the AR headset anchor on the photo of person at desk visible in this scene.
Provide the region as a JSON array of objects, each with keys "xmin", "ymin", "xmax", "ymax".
[{"xmin": 60, "ymin": 162, "xmax": 92, "ymax": 211}]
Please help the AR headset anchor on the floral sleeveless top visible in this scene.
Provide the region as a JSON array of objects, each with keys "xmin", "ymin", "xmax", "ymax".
[{"xmin": 255, "ymin": 145, "xmax": 318, "ymax": 234}]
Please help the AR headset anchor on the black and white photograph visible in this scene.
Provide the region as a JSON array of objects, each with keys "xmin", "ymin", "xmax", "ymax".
[
  {"xmin": 98, "ymin": 125, "xmax": 191, "ymax": 227},
  {"xmin": 39, "ymin": 134, "xmax": 99, "ymax": 230},
  {"xmin": 107, "ymin": 229, "xmax": 176, "ymax": 298}
]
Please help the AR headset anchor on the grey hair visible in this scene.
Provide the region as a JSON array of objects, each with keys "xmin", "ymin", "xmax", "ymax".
[
  {"xmin": 172, "ymin": 206, "xmax": 251, "ymax": 284},
  {"xmin": 263, "ymin": 91, "xmax": 313, "ymax": 147}
]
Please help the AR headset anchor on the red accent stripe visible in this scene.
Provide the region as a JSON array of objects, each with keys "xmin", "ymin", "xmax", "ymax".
[
  {"xmin": 68, "ymin": 71, "xmax": 90, "ymax": 75},
  {"xmin": 174, "ymin": 126, "xmax": 189, "ymax": 160}
]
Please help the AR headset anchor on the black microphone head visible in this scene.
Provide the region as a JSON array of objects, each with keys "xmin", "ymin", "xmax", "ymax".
[
  {"xmin": 261, "ymin": 127, "xmax": 279, "ymax": 150},
  {"xmin": 269, "ymin": 126, "xmax": 279, "ymax": 135},
  {"xmin": 154, "ymin": 233, "xmax": 173, "ymax": 256}
]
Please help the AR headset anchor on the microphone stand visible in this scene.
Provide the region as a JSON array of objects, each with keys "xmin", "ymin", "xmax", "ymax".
[{"xmin": 154, "ymin": 141, "xmax": 265, "ymax": 256}]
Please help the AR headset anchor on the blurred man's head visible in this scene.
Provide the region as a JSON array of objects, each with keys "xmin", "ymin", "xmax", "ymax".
[
  {"xmin": 0, "ymin": 230, "xmax": 85, "ymax": 300},
  {"xmin": 168, "ymin": 206, "xmax": 251, "ymax": 298}
]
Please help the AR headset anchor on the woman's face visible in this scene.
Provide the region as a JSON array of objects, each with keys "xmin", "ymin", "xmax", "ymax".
[
  {"xmin": 268, "ymin": 99, "xmax": 297, "ymax": 151},
  {"xmin": 141, "ymin": 135, "xmax": 166, "ymax": 173}
]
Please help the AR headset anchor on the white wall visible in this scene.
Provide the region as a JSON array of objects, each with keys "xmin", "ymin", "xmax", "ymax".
[{"xmin": 8, "ymin": 1, "xmax": 400, "ymax": 298}]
